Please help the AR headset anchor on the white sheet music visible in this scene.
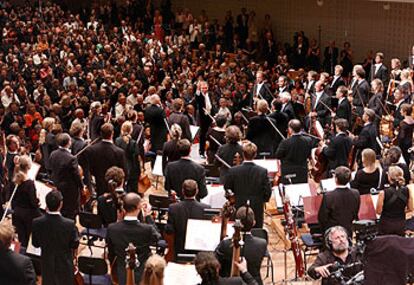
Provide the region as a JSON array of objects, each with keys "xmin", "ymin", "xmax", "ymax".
[
  {"xmin": 201, "ymin": 184, "xmax": 226, "ymax": 208},
  {"xmin": 26, "ymin": 235, "xmax": 41, "ymax": 256},
  {"xmin": 164, "ymin": 262, "xmax": 201, "ymax": 285},
  {"xmin": 35, "ymin": 181, "xmax": 53, "ymax": 210},
  {"xmin": 273, "ymin": 183, "xmax": 311, "ymax": 207},
  {"xmin": 190, "ymin": 125, "xmax": 200, "ymax": 140},
  {"xmin": 152, "ymin": 155, "xmax": 163, "ymax": 176},
  {"xmin": 185, "ymin": 219, "xmax": 235, "ymax": 251},
  {"xmin": 28, "ymin": 162, "xmax": 40, "ymax": 181},
  {"xmin": 253, "ymin": 159, "xmax": 278, "ymax": 173}
]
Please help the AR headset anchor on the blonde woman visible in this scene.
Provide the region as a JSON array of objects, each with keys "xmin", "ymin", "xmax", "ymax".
[
  {"xmin": 140, "ymin": 254, "xmax": 166, "ymax": 285},
  {"xmin": 115, "ymin": 121, "xmax": 140, "ymax": 193},
  {"xmin": 350, "ymin": 148, "xmax": 383, "ymax": 195},
  {"xmin": 376, "ymin": 165, "xmax": 414, "ymax": 236}
]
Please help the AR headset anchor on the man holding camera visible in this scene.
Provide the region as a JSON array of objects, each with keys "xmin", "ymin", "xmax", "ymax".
[{"xmin": 308, "ymin": 226, "xmax": 362, "ymax": 285}]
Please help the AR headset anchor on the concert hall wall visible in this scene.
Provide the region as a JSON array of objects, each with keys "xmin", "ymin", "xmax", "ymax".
[{"xmin": 173, "ymin": 0, "xmax": 414, "ymax": 63}]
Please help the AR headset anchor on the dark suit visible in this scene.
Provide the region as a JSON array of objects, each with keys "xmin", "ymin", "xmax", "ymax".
[
  {"xmin": 351, "ymin": 79, "xmax": 370, "ymax": 116},
  {"xmin": 168, "ymin": 111, "xmax": 192, "ymax": 141},
  {"xmin": 70, "ymin": 136, "xmax": 87, "ymax": 155},
  {"xmin": 322, "ymin": 133, "xmax": 353, "ymax": 172},
  {"xmin": 49, "ymin": 148, "xmax": 83, "ymax": 219},
  {"xmin": 0, "ymin": 249, "xmax": 36, "ymax": 285},
  {"xmin": 144, "ymin": 104, "xmax": 168, "ymax": 152},
  {"xmin": 328, "ymin": 76, "xmax": 345, "ymax": 96},
  {"xmin": 32, "ymin": 213, "xmax": 80, "ymax": 285},
  {"xmin": 194, "ymin": 91, "xmax": 214, "ymax": 154},
  {"xmin": 279, "ymin": 101, "xmax": 296, "ymax": 121},
  {"xmin": 275, "ymin": 134, "xmax": 315, "ymax": 184},
  {"xmin": 215, "ymin": 142, "xmax": 244, "ymax": 184},
  {"xmin": 106, "ymin": 219, "xmax": 161, "ymax": 285},
  {"xmin": 312, "ymin": 92, "xmax": 331, "ymax": 127},
  {"xmin": 162, "ymin": 140, "xmax": 181, "ymax": 174},
  {"xmin": 215, "ymin": 234, "xmax": 267, "ymax": 285},
  {"xmin": 79, "ymin": 140, "xmax": 126, "ymax": 196},
  {"xmin": 252, "ymin": 83, "xmax": 273, "ymax": 104},
  {"xmin": 164, "ymin": 158, "xmax": 208, "ymax": 200},
  {"xmin": 367, "ymin": 93, "xmax": 383, "ymax": 119},
  {"xmin": 354, "ymin": 122, "xmax": 380, "ymax": 155},
  {"xmin": 224, "ymin": 162, "xmax": 272, "ymax": 228},
  {"xmin": 89, "ymin": 114, "xmax": 105, "ymax": 140},
  {"xmin": 336, "ymin": 98, "xmax": 352, "ymax": 126},
  {"xmin": 246, "ymin": 115, "xmax": 282, "ymax": 158},
  {"xmin": 166, "ymin": 199, "xmax": 211, "ymax": 258},
  {"xmin": 318, "ymin": 187, "xmax": 360, "ymax": 235},
  {"xmin": 370, "ymin": 64, "xmax": 388, "ymax": 87}
]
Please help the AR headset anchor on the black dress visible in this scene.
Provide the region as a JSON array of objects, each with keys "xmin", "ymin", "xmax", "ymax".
[
  {"xmin": 115, "ymin": 137, "xmax": 140, "ymax": 193},
  {"xmin": 11, "ymin": 180, "xmax": 41, "ymax": 247},
  {"xmin": 379, "ymin": 185, "xmax": 408, "ymax": 236},
  {"xmin": 350, "ymin": 168, "xmax": 383, "ymax": 195},
  {"xmin": 397, "ymin": 120, "xmax": 414, "ymax": 165}
]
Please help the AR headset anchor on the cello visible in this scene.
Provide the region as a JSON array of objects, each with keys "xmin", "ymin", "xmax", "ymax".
[
  {"xmin": 230, "ymin": 219, "xmax": 243, "ymax": 277},
  {"xmin": 219, "ymin": 190, "xmax": 236, "ymax": 241}
]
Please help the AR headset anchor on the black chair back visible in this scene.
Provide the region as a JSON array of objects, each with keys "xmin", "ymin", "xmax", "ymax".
[
  {"xmin": 79, "ymin": 212, "xmax": 103, "ymax": 229},
  {"xmin": 149, "ymin": 194, "xmax": 171, "ymax": 210},
  {"xmin": 78, "ymin": 256, "xmax": 108, "ymax": 276}
]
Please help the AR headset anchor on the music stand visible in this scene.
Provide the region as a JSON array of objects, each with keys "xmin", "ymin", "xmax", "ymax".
[
  {"xmin": 152, "ymin": 155, "xmax": 163, "ymax": 188},
  {"xmin": 78, "ymin": 256, "xmax": 109, "ymax": 285},
  {"xmin": 273, "ymin": 183, "xmax": 312, "ymax": 209}
]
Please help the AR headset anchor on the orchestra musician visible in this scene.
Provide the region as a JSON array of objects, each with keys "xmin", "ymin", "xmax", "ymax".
[
  {"xmin": 32, "ymin": 190, "xmax": 80, "ymax": 285},
  {"xmin": 195, "ymin": 252, "xmax": 258, "ymax": 285},
  {"xmin": 246, "ymin": 99, "xmax": 281, "ymax": 158},
  {"xmin": 310, "ymin": 80, "xmax": 331, "ymax": 128},
  {"xmin": 144, "ymin": 94, "xmax": 168, "ymax": 154},
  {"xmin": 164, "ymin": 139, "xmax": 208, "ymax": 200},
  {"xmin": 304, "ymin": 70, "xmax": 317, "ymax": 95},
  {"xmin": 328, "ymin": 65, "xmax": 345, "ymax": 97},
  {"xmin": 69, "ymin": 122, "xmax": 87, "ymax": 155},
  {"xmin": 162, "ymin": 124, "xmax": 182, "ymax": 173},
  {"xmin": 368, "ymin": 79, "xmax": 384, "ymax": 122},
  {"xmin": 321, "ymin": 119, "xmax": 353, "ymax": 175},
  {"xmin": 224, "ymin": 141, "xmax": 272, "ymax": 228},
  {"xmin": 276, "ymin": 75, "xmax": 290, "ymax": 95},
  {"xmin": 106, "ymin": 192, "xmax": 161, "ymax": 285},
  {"xmin": 350, "ymin": 149, "xmax": 384, "ymax": 195},
  {"xmin": 195, "ymin": 81, "xmax": 214, "ymax": 158},
  {"xmin": 206, "ymin": 115, "xmax": 227, "ymax": 164},
  {"xmin": 165, "ymin": 179, "xmax": 211, "ymax": 261},
  {"xmin": 168, "ymin": 98, "xmax": 192, "ymax": 141},
  {"xmin": 308, "ymin": 226, "xmax": 362, "ymax": 285},
  {"xmin": 0, "ymin": 221, "xmax": 36, "ymax": 285},
  {"xmin": 252, "ymin": 71, "xmax": 273, "ymax": 105},
  {"xmin": 49, "ymin": 133, "xmax": 83, "ymax": 220},
  {"xmin": 318, "ymin": 166, "xmax": 360, "ymax": 236},
  {"xmin": 396, "ymin": 103, "xmax": 414, "ymax": 165},
  {"xmin": 215, "ymin": 125, "xmax": 244, "ymax": 184},
  {"xmin": 370, "ymin": 52, "xmax": 389, "ymax": 87},
  {"xmin": 382, "ymin": 146, "xmax": 411, "ymax": 185},
  {"xmin": 88, "ymin": 101, "xmax": 105, "ymax": 141},
  {"xmin": 349, "ymin": 65, "xmax": 370, "ymax": 116},
  {"xmin": 215, "ymin": 206, "xmax": 267, "ymax": 285},
  {"xmin": 333, "ymin": 86, "xmax": 352, "ymax": 126},
  {"xmin": 392, "ymin": 87, "xmax": 406, "ymax": 129},
  {"xmin": 275, "ymin": 119, "xmax": 316, "ymax": 184},
  {"xmin": 276, "ymin": 91, "xmax": 296, "ymax": 122},
  {"xmin": 376, "ymin": 165, "xmax": 414, "ymax": 236}
]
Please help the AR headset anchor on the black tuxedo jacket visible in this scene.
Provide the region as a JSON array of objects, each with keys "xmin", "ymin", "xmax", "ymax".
[
  {"xmin": 329, "ymin": 76, "xmax": 345, "ymax": 95},
  {"xmin": 79, "ymin": 140, "xmax": 126, "ymax": 195},
  {"xmin": 164, "ymin": 158, "xmax": 208, "ymax": 200},
  {"xmin": 106, "ymin": 220, "xmax": 161, "ymax": 285},
  {"xmin": 71, "ymin": 136, "xmax": 87, "ymax": 155},
  {"xmin": 32, "ymin": 214, "xmax": 80, "ymax": 285},
  {"xmin": 0, "ymin": 249, "xmax": 36, "ymax": 285},
  {"xmin": 224, "ymin": 162, "xmax": 271, "ymax": 228},
  {"xmin": 194, "ymin": 91, "xmax": 214, "ymax": 128},
  {"xmin": 367, "ymin": 93, "xmax": 383, "ymax": 118},
  {"xmin": 280, "ymin": 101, "xmax": 296, "ymax": 121},
  {"xmin": 336, "ymin": 98, "xmax": 352, "ymax": 126},
  {"xmin": 215, "ymin": 142, "xmax": 244, "ymax": 183},
  {"xmin": 215, "ymin": 234, "xmax": 267, "ymax": 285},
  {"xmin": 89, "ymin": 114, "xmax": 105, "ymax": 140},
  {"xmin": 252, "ymin": 83, "xmax": 273, "ymax": 104},
  {"xmin": 275, "ymin": 134, "xmax": 315, "ymax": 184},
  {"xmin": 144, "ymin": 104, "xmax": 168, "ymax": 152},
  {"xmin": 312, "ymin": 92, "xmax": 331, "ymax": 127},
  {"xmin": 370, "ymin": 64, "xmax": 388, "ymax": 86},
  {"xmin": 354, "ymin": 123, "xmax": 380, "ymax": 154},
  {"xmin": 166, "ymin": 199, "xmax": 211, "ymax": 257},
  {"xmin": 49, "ymin": 148, "xmax": 83, "ymax": 218},
  {"xmin": 352, "ymin": 79, "xmax": 370, "ymax": 115},
  {"xmin": 322, "ymin": 133, "xmax": 353, "ymax": 171},
  {"xmin": 318, "ymin": 187, "xmax": 360, "ymax": 235},
  {"xmin": 246, "ymin": 114, "xmax": 282, "ymax": 158},
  {"xmin": 168, "ymin": 111, "xmax": 192, "ymax": 141},
  {"xmin": 162, "ymin": 140, "xmax": 181, "ymax": 173}
]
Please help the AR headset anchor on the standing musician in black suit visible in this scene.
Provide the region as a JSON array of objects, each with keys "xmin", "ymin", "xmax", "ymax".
[
  {"xmin": 368, "ymin": 79, "xmax": 384, "ymax": 122},
  {"xmin": 278, "ymin": 91, "xmax": 296, "ymax": 121},
  {"xmin": 88, "ymin": 101, "xmax": 105, "ymax": 141},
  {"xmin": 276, "ymin": 75, "xmax": 290, "ymax": 95},
  {"xmin": 328, "ymin": 65, "xmax": 345, "ymax": 97},
  {"xmin": 165, "ymin": 179, "xmax": 211, "ymax": 260},
  {"xmin": 195, "ymin": 81, "xmax": 214, "ymax": 158},
  {"xmin": 392, "ymin": 87, "xmax": 406, "ymax": 129},
  {"xmin": 275, "ymin": 119, "xmax": 316, "ymax": 184},
  {"xmin": 304, "ymin": 70, "xmax": 318, "ymax": 95},
  {"xmin": 321, "ymin": 119, "xmax": 353, "ymax": 175},
  {"xmin": 310, "ymin": 80, "xmax": 332, "ymax": 128},
  {"xmin": 252, "ymin": 71, "xmax": 273, "ymax": 105},
  {"xmin": 162, "ymin": 124, "xmax": 182, "ymax": 173},
  {"xmin": 106, "ymin": 192, "xmax": 161, "ymax": 285},
  {"xmin": 49, "ymin": 133, "xmax": 83, "ymax": 220},
  {"xmin": 318, "ymin": 166, "xmax": 360, "ymax": 236},
  {"xmin": 215, "ymin": 206, "xmax": 267, "ymax": 285},
  {"xmin": 370, "ymin": 52, "xmax": 389, "ymax": 88},
  {"xmin": 164, "ymin": 139, "xmax": 208, "ymax": 200},
  {"xmin": 144, "ymin": 94, "xmax": 168, "ymax": 153},
  {"xmin": 32, "ymin": 190, "xmax": 80, "ymax": 285},
  {"xmin": 79, "ymin": 123, "xmax": 126, "ymax": 196},
  {"xmin": 0, "ymin": 222, "xmax": 36, "ymax": 285},
  {"xmin": 350, "ymin": 65, "xmax": 370, "ymax": 116},
  {"xmin": 348, "ymin": 109, "xmax": 381, "ymax": 162},
  {"xmin": 168, "ymin": 98, "xmax": 192, "ymax": 141},
  {"xmin": 224, "ymin": 141, "xmax": 272, "ymax": 228},
  {"xmin": 215, "ymin": 125, "xmax": 244, "ymax": 184},
  {"xmin": 69, "ymin": 122, "xmax": 87, "ymax": 155},
  {"xmin": 246, "ymin": 99, "xmax": 282, "ymax": 158},
  {"xmin": 333, "ymin": 86, "xmax": 352, "ymax": 126}
]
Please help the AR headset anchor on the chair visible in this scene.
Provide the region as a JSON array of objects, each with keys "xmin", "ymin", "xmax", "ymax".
[
  {"xmin": 79, "ymin": 212, "xmax": 107, "ymax": 255},
  {"xmin": 300, "ymin": 233, "xmax": 323, "ymax": 270},
  {"xmin": 251, "ymin": 228, "xmax": 274, "ymax": 284},
  {"xmin": 78, "ymin": 256, "xmax": 111, "ymax": 285}
]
